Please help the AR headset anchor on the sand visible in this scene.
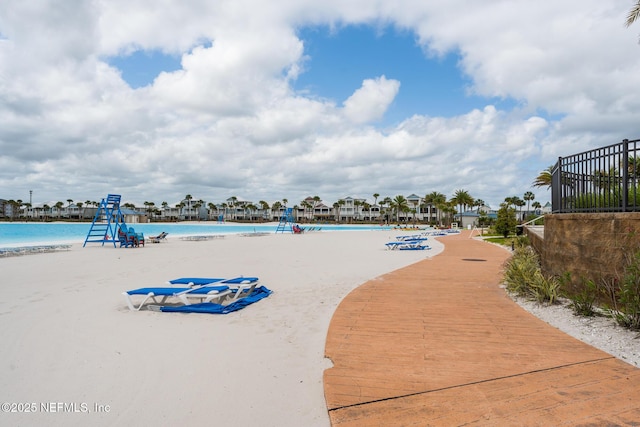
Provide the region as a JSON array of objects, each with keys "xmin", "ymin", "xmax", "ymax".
[{"xmin": 0, "ymin": 229, "xmax": 443, "ymax": 426}]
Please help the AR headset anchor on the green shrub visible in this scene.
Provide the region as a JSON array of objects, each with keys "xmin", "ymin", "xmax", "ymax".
[
  {"xmin": 573, "ymin": 192, "xmax": 620, "ymax": 209},
  {"xmin": 495, "ymin": 205, "xmax": 517, "ymax": 238},
  {"xmin": 568, "ymin": 278, "xmax": 598, "ymax": 316},
  {"xmin": 530, "ymin": 272, "xmax": 561, "ymax": 304},
  {"xmin": 611, "ymin": 252, "xmax": 640, "ymax": 330},
  {"xmin": 503, "ymin": 245, "xmax": 561, "ymax": 304},
  {"xmin": 514, "ymin": 235, "xmax": 529, "ymax": 249},
  {"xmin": 572, "ymin": 186, "xmax": 640, "ymax": 210},
  {"xmin": 503, "ymin": 246, "xmax": 539, "ymax": 296}
]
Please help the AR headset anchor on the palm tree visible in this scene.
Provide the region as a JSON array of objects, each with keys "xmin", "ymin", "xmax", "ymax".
[
  {"xmin": 7, "ymin": 200, "xmax": 20, "ymax": 221},
  {"xmin": 532, "ymin": 201, "xmax": 542, "ymax": 212},
  {"xmin": 362, "ymin": 202, "xmax": 372, "ymax": 221},
  {"xmin": 83, "ymin": 200, "xmax": 92, "ymax": 219},
  {"xmin": 353, "ymin": 200, "xmax": 362, "ymax": 221},
  {"xmin": 504, "ymin": 196, "xmax": 525, "ymax": 219},
  {"xmin": 175, "ymin": 202, "xmax": 185, "ymax": 221},
  {"xmin": 160, "ymin": 201, "xmax": 168, "ymax": 220},
  {"xmin": 312, "ymin": 196, "xmax": 321, "ymax": 221},
  {"xmin": 392, "ymin": 195, "xmax": 408, "ymax": 223},
  {"xmin": 220, "ymin": 203, "xmax": 228, "ymax": 221},
  {"xmin": 333, "ymin": 202, "xmax": 340, "ymax": 222},
  {"xmin": 207, "ymin": 202, "xmax": 217, "ymax": 220},
  {"xmin": 627, "ymin": 1, "xmax": 640, "ymax": 41},
  {"xmin": 533, "ymin": 165, "xmax": 554, "ymax": 189},
  {"xmin": 23, "ymin": 202, "xmax": 31, "ymax": 221},
  {"xmin": 504, "ymin": 196, "xmax": 517, "ymax": 210},
  {"xmin": 299, "ymin": 200, "xmax": 310, "ymax": 221},
  {"xmin": 245, "ymin": 203, "xmax": 257, "ymax": 222},
  {"xmin": 622, "ymin": 156, "xmax": 640, "ymax": 178},
  {"xmin": 259, "ymin": 200, "xmax": 270, "ymax": 220},
  {"xmin": 193, "ymin": 201, "xmax": 202, "ymax": 221},
  {"xmin": 143, "ymin": 201, "xmax": 154, "ymax": 219},
  {"xmin": 304, "ymin": 200, "xmax": 312, "ymax": 221},
  {"xmin": 271, "ymin": 201, "xmax": 282, "ymax": 221},
  {"xmin": 55, "ymin": 201, "xmax": 64, "ymax": 219},
  {"xmin": 451, "ymin": 189, "xmax": 474, "ymax": 216},
  {"xmin": 425, "ymin": 191, "xmax": 446, "ymax": 226},
  {"xmin": 523, "ymin": 191, "xmax": 535, "ymax": 214},
  {"xmin": 228, "ymin": 196, "xmax": 238, "ymax": 220},
  {"xmin": 441, "ymin": 202, "xmax": 457, "ymax": 227},
  {"xmin": 337, "ymin": 199, "xmax": 345, "ymax": 223},
  {"xmin": 409, "ymin": 199, "xmax": 419, "ymax": 224},
  {"xmin": 183, "ymin": 194, "xmax": 193, "ymax": 220}
]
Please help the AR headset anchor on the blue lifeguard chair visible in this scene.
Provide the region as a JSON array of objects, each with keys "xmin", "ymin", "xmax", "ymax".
[
  {"xmin": 275, "ymin": 208, "xmax": 295, "ymax": 233},
  {"xmin": 83, "ymin": 194, "xmax": 127, "ymax": 247}
]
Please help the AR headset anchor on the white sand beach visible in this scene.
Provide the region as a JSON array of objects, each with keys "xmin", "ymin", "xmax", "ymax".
[{"xmin": 0, "ymin": 230, "xmax": 443, "ymax": 426}]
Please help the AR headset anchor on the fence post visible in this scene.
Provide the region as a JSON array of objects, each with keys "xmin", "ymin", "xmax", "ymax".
[
  {"xmin": 623, "ymin": 139, "xmax": 629, "ymax": 212},
  {"xmin": 552, "ymin": 157, "xmax": 562, "ymax": 213}
]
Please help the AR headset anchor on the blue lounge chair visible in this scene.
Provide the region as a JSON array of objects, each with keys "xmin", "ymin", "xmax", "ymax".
[
  {"xmin": 398, "ymin": 242, "xmax": 431, "ymax": 250},
  {"xmin": 122, "ymin": 277, "xmax": 259, "ymax": 311},
  {"xmin": 152, "ymin": 286, "xmax": 272, "ymax": 314},
  {"xmin": 395, "ymin": 234, "xmax": 428, "ymax": 241},
  {"xmin": 385, "ymin": 241, "xmax": 431, "ymax": 250},
  {"xmin": 123, "ymin": 284, "xmax": 231, "ymax": 311}
]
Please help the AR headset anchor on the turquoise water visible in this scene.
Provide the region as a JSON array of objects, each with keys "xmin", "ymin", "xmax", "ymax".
[{"xmin": 0, "ymin": 222, "xmax": 391, "ymax": 248}]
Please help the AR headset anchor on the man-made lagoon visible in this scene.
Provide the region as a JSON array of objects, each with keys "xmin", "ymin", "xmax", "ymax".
[{"xmin": 0, "ymin": 222, "xmax": 391, "ymax": 248}]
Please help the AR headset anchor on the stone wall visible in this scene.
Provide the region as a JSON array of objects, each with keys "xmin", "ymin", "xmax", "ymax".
[
  {"xmin": 539, "ymin": 213, "xmax": 640, "ymax": 288},
  {"xmin": 525, "ymin": 227, "xmax": 544, "ymax": 259}
]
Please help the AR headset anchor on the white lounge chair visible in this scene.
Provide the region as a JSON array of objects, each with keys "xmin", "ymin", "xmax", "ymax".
[
  {"xmin": 122, "ymin": 277, "xmax": 260, "ymax": 311},
  {"xmin": 170, "ymin": 277, "xmax": 260, "ymax": 302},
  {"xmin": 123, "ymin": 284, "xmax": 232, "ymax": 311}
]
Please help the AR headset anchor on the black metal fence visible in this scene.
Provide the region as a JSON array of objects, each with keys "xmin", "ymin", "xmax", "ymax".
[{"xmin": 551, "ymin": 138, "xmax": 640, "ymax": 213}]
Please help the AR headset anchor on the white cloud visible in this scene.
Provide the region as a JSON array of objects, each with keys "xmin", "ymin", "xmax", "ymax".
[
  {"xmin": 342, "ymin": 75, "xmax": 400, "ymax": 123},
  {"xmin": 0, "ymin": 0, "xmax": 638, "ymax": 210}
]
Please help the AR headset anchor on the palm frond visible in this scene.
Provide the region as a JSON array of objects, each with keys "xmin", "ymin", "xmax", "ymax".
[{"xmin": 626, "ymin": 2, "xmax": 640, "ymax": 27}]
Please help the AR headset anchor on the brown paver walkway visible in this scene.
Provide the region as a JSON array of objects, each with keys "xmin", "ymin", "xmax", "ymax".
[{"xmin": 324, "ymin": 230, "xmax": 640, "ymax": 426}]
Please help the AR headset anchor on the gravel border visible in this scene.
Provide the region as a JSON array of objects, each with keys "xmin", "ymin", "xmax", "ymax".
[{"xmin": 509, "ymin": 292, "xmax": 640, "ymax": 367}]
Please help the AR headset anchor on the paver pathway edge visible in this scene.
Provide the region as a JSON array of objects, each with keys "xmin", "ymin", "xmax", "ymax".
[{"xmin": 324, "ymin": 230, "xmax": 640, "ymax": 426}]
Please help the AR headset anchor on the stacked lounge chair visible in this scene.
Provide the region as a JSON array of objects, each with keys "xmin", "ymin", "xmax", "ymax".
[
  {"xmin": 122, "ymin": 276, "xmax": 266, "ymax": 312},
  {"xmin": 385, "ymin": 235, "xmax": 431, "ymax": 251}
]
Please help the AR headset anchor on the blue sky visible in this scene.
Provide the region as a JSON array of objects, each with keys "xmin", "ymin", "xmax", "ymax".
[
  {"xmin": 108, "ymin": 50, "xmax": 182, "ymax": 89},
  {"xmin": 293, "ymin": 25, "xmax": 518, "ymax": 124},
  {"xmin": 109, "ymin": 25, "xmax": 519, "ymax": 125}
]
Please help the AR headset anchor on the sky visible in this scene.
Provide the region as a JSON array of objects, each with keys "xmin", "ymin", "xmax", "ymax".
[{"xmin": 1, "ymin": 0, "xmax": 639, "ymax": 210}]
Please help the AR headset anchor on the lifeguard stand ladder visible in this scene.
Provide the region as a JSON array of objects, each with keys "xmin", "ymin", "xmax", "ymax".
[
  {"xmin": 275, "ymin": 208, "xmax": 295, "ymax": 233},
  {"xmin": 83, "ymin": 194, "xmax": 126, "ymax": 247}
]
